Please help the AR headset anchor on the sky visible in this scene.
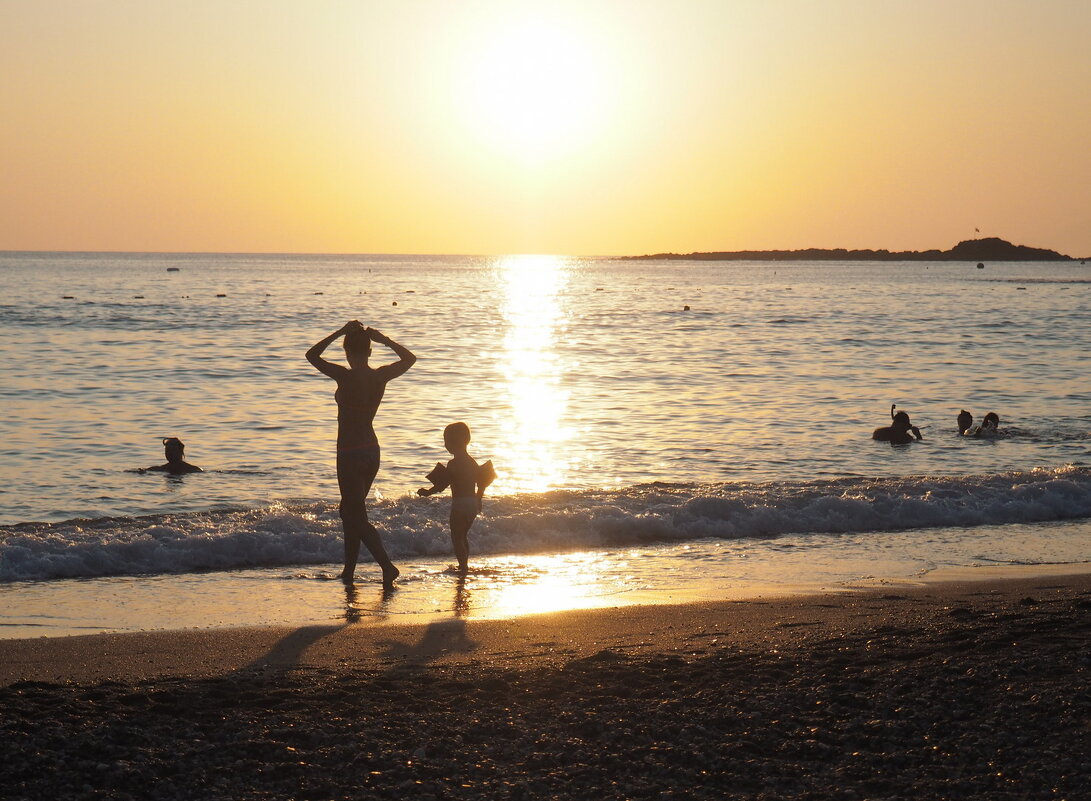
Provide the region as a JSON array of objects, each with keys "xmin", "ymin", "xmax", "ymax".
[{"xmin": 2, "ymin": 0, "xmax": 1089, "ymax": 256}]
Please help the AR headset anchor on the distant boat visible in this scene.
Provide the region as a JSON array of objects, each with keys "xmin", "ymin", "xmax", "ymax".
[{"xmin": 166, "ymin": 267, "xmax": 180, "ymax": 272}]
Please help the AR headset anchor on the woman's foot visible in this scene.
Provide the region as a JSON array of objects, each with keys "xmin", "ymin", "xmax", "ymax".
[{"xmin": 382, "ymin": 564, "xmax": 400, "ymax": 590}]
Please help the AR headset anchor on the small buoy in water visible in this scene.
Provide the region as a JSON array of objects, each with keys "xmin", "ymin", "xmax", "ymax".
[
  {"xmin": 683, "ymin": 305, "xmax": 690, "ymax": 311},
  {"xmin": 1016, "ymin": 287, "xmax": 1026, "ymax": 290},
  {"xmin": 406, "ymin": 290, "xmax": 415, "ymax": 294},
  {"xmin": 596, "ymin": 287, "xmax": 604, "ymax": 291},
  {"xmin": 216, "ymin": 293, "xmax": 226, "ymax": 298},
  {"xmin": 133, "ymin": 295, "xmax": 144, "ymax": 299},
  {"xmin": 62, "ymin": 295, "xmax": 74, "ymax": 299},
  {"xmin": 166, "ymin": 267, "xmax": 180, "ymax": 272},
  {"xmin": 314, "ymin": 292, "xmax": 323, "ymax": 295},
  {"xmin": 977, "ymin": 262, "xmax": 985, "ymax": 269},
  {"xmin": 392, "ymin": 300, "xmax": 398, "ymax": 306}
]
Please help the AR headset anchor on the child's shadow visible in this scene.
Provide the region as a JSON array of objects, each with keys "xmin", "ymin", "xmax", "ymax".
[{"xmin": 376, "ymin": 617, "xmax": 477, "ymax": 666}]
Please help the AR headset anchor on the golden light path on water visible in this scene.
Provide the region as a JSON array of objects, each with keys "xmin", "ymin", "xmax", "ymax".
[
  {"xmin": 492, "ymin": 255, "xmax": 577, "ymax": 494},
  {"xmin": 444, "ymin": 255, "xmax": 616, "ymax": 618}
]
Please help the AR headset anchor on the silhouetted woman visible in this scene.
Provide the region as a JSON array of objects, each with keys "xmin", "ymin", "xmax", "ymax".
[{"xmin": 307, "ymin": 320, "xmax": 415, "ymax": 588}]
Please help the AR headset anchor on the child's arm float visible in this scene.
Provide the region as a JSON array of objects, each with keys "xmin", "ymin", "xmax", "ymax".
[
  {"xmin": 475, "ymin": 460, "xmax": 496, "ymax": 509},
  {"xmin": 417, "ymin": 463, "xmax": 451, "ymax": 497}
]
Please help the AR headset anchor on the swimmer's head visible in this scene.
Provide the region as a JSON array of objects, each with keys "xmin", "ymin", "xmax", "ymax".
[
  {"xmin": 983, "ymin": 412, "xmax": 999, "ymax": 428},
  {"xmin": 162, "ymin": 437, "xmax": 186, "ymax": 461},
  {"xmin": 443, "ymin": 422, "xmax": 471, "ymax": 453},
  {"xmin": 892, "ymin": 411, "xmax": 912, "ymax": 430},
  {"xmin": 343, "ymin": 327, "xmax": 372, "ymax": 360},
  {"xmin": 957, "ymin": 409, "xmax": 973, "ymax": 434}
]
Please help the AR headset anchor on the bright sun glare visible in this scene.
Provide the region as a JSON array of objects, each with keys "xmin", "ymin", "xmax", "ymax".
[
  {"xmin": 495, "ymin": 255, "xmax": 574, "ymax": 493},
  {"xmin": 467, "ymin": 18, "xmax": 606, "ymax": 160}
]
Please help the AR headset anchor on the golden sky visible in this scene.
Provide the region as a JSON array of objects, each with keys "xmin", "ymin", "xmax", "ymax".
[{"xmin": 2, "ymin": 1, "xmax": 1089, "ymax": 256}]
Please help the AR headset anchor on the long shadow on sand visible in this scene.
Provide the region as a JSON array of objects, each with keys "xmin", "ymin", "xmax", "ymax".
[
  {"xmin": 242, "ymin": 624, "xmax": 346, "ymax": 671},
  {"xmin": 241, "ymin": 583, "xmax": 393, "ymax": 671},
  {"xmin": 372, "ymin": 574, "xmax": 478, "ymax": 667},
  {"xmin": 373, "ymin": 618, "xmax": 478, "ymax": 667},
  {"xmin": 241, "ymin": 581, "xmax": 478, "ymax": 671}
]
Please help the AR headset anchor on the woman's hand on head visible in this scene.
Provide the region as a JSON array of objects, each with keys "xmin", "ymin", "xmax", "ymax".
[
  {"xmin": 337, "ymin": 320, "xmax": 364, "ymax": 335},
  {"xmin": 366, "ymin": 327, "xmax": 388, "ymax": 344}
]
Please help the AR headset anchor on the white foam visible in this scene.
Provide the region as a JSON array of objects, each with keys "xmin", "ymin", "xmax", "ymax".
[{"xmin": 2, "ymin": 466, "xmax": 1089, "ymax": 582}]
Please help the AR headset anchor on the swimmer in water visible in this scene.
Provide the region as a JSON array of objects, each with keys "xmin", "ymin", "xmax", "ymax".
[
  {"xmin": 966, "ymin": 411, "xmax": 1000, "ymax": 438},
  {"xmin": 418, "ymin": 422, "xmax": 496, "ymax": 574},
  {"xmin": 872, "ymin": 404, "xmax": 923, "ymax": 445},
  {"xmin": 147, "ymin": 437, "xmax": 202, "ymax": 475},
  {"xmin": 957, "ymin": 409, "xmax": 974, "ymax": 435}
]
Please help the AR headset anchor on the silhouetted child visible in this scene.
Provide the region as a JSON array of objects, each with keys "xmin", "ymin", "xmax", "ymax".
[
  {"xmin": 418, "ymin": 422, "xmax": 495, "ymax": 572},
  {"xmin": 872, "ymin": 404, "xmax": 923, "ymax": 445},
  {"xmin": 147, "ymin": 437, "xmax": 202, "ymax": 475}
]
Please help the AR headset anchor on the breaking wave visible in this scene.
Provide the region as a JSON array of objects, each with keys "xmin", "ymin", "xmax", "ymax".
[{"xmin": 2, "ymin": 466, "xmax": 1089, "ymax": 582}]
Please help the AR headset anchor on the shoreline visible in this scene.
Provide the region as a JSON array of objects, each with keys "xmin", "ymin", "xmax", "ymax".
[
  {"xmin": 3, "ymin": 569, "xmax": 1088, "ymax": 685},
  {"xmin": 2, "ymin": 572, "xmax": 1088, "ymax": 799}
]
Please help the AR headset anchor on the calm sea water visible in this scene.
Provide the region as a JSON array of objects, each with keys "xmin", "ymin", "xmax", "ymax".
[{"xmin": 1, "ymin": 252, "xmax": 1089, "ymax": 635}]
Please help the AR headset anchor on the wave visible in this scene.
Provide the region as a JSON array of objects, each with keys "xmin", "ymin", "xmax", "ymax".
[{"xmin": 2, "ymin": 466, "xmax": 1089, "ymax": 582}]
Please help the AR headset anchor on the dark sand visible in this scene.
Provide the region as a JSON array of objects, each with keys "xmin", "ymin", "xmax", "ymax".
[{"xmin": 2, "ymin": 574, "xmax": 1089, "ymax": 800}]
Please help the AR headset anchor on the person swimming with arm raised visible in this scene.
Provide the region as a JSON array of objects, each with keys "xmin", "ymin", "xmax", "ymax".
[
  {"xmin": 146, "ymin": 437, "xmax": 202, "ymax": 475},
  {"xmin": 418, "ymin": 422, "xmax": 496, "ymax": 574},
  {"xmin": 872, "ymin": 404, "xmax": 923, "ymax": 445},
  {"xmin": 307, "ymin": 320, "xmax": 415, "ymax": 588},
  {"xmin": 965, "ymin": 411, "xmax": 1000, "ymax": 438}
]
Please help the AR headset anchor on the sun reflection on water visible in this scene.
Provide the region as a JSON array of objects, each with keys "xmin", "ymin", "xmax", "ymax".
[
  {"xmin": 467, "ymin": 551, "xmax": 631, "ymax": 618},
  {"xmin": 492, "ymin": 255, "xmax": 575, "ymax": 494}
]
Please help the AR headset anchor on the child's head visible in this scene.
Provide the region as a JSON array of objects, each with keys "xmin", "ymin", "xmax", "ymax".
[{"xmin": 443, "ymin": 422, "xmax": 471, "ymax": 453}]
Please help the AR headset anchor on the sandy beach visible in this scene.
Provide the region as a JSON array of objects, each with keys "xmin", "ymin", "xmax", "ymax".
[{"xmin": 2, "ymin": 573, "xmax": 1088, "ymax": 799}]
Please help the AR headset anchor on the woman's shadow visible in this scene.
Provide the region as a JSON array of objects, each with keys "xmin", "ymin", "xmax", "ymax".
[
  {"xmin": 240, "ymin": 583, "xmax": 396, "ymax": 671},
  {"xmin": 240, "ymin": 578, "xmax": 477, "ymax": 672}
]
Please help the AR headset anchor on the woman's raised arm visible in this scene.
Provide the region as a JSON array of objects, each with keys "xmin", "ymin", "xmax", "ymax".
[
  {"xmin": 369, "ymin": 327, "xmax": 416, "ymax": 380},
  {"xmin": 306, "ymin": 322, "xmax": 356, "ymax": 378}
]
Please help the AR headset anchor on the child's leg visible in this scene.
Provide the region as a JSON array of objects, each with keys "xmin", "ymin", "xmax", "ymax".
[{"xmin": 449, "ymin": 513, "xmax": 472, "ymax": 572}]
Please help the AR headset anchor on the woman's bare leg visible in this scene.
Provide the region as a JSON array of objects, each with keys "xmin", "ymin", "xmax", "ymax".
[{"xmin": 338, "ymin": 451, "xmax": 398, "ymax": 588}]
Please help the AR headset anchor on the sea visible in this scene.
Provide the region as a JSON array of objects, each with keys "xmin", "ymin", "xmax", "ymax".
[{"xmin": 1, "ymin": 252, "xmax": 1089, "ymax": 637}]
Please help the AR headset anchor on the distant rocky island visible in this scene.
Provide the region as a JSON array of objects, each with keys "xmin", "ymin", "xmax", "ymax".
[{"xmin": 624, "ymin": 237, "xmax": 1083, "ymax": 262}]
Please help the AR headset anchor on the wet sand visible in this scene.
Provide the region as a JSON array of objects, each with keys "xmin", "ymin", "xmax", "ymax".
[{"xmin": 2, "ymin": 574, "xmax": 1089, "ymax": 799}]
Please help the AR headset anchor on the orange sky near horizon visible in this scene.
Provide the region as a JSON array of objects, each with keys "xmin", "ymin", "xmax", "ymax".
[{"xmin": 2, "ymin": 0, "xmax": 1089, "ymax": 257}]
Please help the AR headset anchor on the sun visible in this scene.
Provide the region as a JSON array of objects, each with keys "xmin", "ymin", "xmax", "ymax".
[{"xmin": 464, "ymin": 17, "xmax": 608, "ymax": 161}]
